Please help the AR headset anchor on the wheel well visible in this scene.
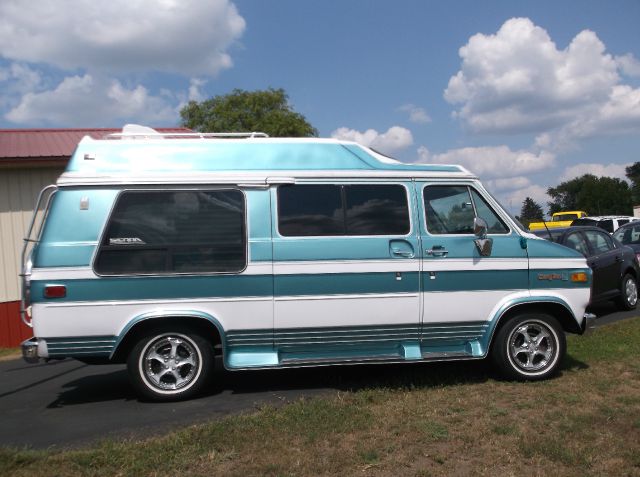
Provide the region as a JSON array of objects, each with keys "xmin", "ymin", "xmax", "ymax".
[
  {"xmin": 111, "ymin": 316, "xmax": 222, "ymax": 363},
  {"xmin": 623, "ymin": 267, "xmax": 637, "ymax": 280},
  {"xmin": 493, "ymin": 302, "xmax": 580, "ymax": 340}
]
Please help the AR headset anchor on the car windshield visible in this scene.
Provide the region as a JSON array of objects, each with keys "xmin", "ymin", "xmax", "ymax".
[
  {"xmin": 552, "ymin": 213, "xmax": 579, "ymax": 221},
  {"xmin": 571, "ymin": 218, "xmax": 597, "ymax": 227},
  {"xmin": 613, "ymin": 225, "xmax": 640, "ymax": 245},
  {"xmin": 531, "ymin": 229, "xmax": 565, "ymax": 242}
]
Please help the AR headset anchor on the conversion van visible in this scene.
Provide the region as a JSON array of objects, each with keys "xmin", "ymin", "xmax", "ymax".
[{"xmin": 20, "ymin": 129, "xmax": 595, "ymax": 401}]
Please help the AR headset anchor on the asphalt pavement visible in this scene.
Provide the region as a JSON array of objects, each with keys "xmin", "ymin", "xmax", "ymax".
[{"xmin": 0, "ymin": 304, "xmax": 636, "ymax": 450}]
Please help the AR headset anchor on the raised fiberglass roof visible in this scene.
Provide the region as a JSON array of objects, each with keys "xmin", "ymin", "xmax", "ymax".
[{"xmin": 60, "ymin": 136, "xmax": 474, "ymax": 184}]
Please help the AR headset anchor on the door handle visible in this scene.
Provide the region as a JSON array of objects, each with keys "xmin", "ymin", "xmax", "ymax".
[
  {"xmin": 615, "ymin": 255, "xmax": 623, "ymax": 262},
  {"xmin": 391, "ymin": 248, "xmax": 414, "ymax": 258},
  {"xmin": 426, "ymin": 247, "xmax": 448, "ymax": 257}
]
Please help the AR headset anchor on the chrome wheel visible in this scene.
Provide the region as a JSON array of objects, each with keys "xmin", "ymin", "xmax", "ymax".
[
  {"xmin": 625, "ymin": 277, "xmax": 638, "ymax": 306},
  {"xmin": 507, "ymin": 321, "xmax": 556, "ymax": 373},
  {"xmin": 139, "ymin": 334, "xmax": 202, "ymax": 393}
]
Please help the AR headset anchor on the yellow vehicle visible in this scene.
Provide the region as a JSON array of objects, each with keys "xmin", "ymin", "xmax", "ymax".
[{"xmin": 529, "ymin": 211, "xmax": 588, "ymax": 231}]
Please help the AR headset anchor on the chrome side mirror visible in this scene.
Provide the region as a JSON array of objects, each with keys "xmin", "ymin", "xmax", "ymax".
[
  {"xmin": 474, "ymin": 217, "xmax": 488, "ymax": 238},
  {"xmin": 473, "ymin": 217, "xmax": 493, "ymax": 257}
]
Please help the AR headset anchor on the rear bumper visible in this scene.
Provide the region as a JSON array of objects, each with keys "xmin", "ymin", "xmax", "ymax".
[
  {"xmin": 21, "ymin": 338, "xmax": 40, "ymax": 363},
  {"xmin": 21, "ymin": 337, "xmax": 49, "ymax": 363},
  {"xmin": 581, "ymin": 313, "xmax": 597, "ymax": 335}
]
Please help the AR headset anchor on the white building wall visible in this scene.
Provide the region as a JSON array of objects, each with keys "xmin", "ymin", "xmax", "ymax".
[{"xmin": 0, "ymin": 167, "xmax": 63, "ymax": 302}]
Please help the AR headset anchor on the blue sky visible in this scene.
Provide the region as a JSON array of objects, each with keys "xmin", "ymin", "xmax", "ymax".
[{"xmin": 1, "ymin": 0, "xmax": 639, "ymax": 213}]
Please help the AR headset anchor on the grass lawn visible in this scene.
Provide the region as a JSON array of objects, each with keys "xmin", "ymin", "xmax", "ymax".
[
  {"xmin": 2, "ymin": 318, "xmax": 640, "ymax": 476},
  {"xmin": 0, "ymin": 348, "xmax": 19, "ymax": 360}
]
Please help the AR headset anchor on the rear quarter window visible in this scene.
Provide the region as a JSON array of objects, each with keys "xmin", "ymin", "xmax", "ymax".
[{"xmin": 95, "ymin": 190, "xmax": 246, "ymax": 275}]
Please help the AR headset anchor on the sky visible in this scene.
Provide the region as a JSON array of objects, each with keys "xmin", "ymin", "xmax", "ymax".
[{"xmin": 1, "ymin": 0, "xmax": 639, "ymax": 214}]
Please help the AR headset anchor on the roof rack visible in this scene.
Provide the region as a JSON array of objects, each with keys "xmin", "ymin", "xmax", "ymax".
[
  {"xmin": 105, "ymin": 131, "xmax": 269, "ymax": 139},
  {"xmin": 103, "ymin": 124, "xmax": 269, "ymax": 140}
]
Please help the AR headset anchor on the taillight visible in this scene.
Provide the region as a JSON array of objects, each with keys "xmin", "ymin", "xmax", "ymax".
[{"xmin": 44, "ymin": 285, "xmax": 66, "ymax": 298}]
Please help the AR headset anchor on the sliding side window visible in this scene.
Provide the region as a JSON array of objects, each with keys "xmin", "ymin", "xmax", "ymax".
[
  {"xmin": 95, "ymin": 190, "xmax": 246, "ymax": 275},
  {"xmin": 278, "ymin": 184, "xmax": 410, "ymax": 236}
]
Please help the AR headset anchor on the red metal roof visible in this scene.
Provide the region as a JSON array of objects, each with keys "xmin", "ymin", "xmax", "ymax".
[{"xmin": 0, "ymin": 127, "xmax": 191, "ymax": 160}]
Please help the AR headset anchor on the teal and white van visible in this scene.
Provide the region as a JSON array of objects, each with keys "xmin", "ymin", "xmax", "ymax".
[{"xmin": 21, "ymin": 129, "xmax": 595, "ymax": 401}]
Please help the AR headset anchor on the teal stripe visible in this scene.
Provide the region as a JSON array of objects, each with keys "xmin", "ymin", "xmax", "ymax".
[
  {"xmin": 32, "ymin": 267, "xmax": 589, "ymax": 303},
  {"xmin": 529, "ymin": 269, "xmax": 592, "ymax": 289},
  {"xmin": 275, "ymin": 272, "xmax": 419, "ymax": 296},
  {"xmin": 31, "ymin": 275, "xmax": 272, "ymax": 303},
  {"xmin": 46, "ymin": 336, "xmax": 117, "ymax": 357},
  {"xmin": 424, "ymin": 270, "xmax": 528, "ymax": 292}
]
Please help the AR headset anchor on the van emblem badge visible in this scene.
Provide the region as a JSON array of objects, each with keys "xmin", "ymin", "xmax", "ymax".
[
  {"xmin": 537, "ymin": 273, "xmax": 568, "ymax": 281},
  {"xmin": 110, "ymin": 237, "xmax": 146, "ymax": 245}
]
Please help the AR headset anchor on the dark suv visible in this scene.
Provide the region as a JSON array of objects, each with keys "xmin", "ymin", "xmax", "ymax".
[{"xmin": 533, "ymin": 226, "xmax": 639, "ymax": 309}]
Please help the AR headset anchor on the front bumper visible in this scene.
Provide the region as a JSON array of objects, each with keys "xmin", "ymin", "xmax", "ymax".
[{"xmin": 581, "ymin": 312, "xmax": 597, "ymax": 335}]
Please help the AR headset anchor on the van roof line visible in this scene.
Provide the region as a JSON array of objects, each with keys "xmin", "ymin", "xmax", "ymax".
[{"xmin": 68, "ymin": 136, "xmax": 476, "ymax": 180}]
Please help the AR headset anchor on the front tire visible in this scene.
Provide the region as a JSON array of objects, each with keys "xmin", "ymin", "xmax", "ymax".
[
  {"xmin": 491, "ymin": 313, "xmax": 565, "ymax": 381},
  {"xmin": 617, "ymin": 273, "xmax": 638, "ymax": 311},
  {"xmin": 127, "ymin": 328, "xmax": 214, "ymax": 401}
]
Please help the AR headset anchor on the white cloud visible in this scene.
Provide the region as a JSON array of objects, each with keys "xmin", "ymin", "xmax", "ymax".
[
  {"xmin": 500, "ymin": 184, "xmax": 549, "ymax": 213},
  {"xmin": 6, "ymin": 74, "xmax": 177, "ymax": 125},
  {"xmin": 445, "ymin": 17, "xmax": 640, "ymax": 145},
  {"xmin": 560, "ymin": 162, "xmax": 630, "ymax": 182},
  {"xmin": 331, "ymin": 126, "xmax": 413, "ymax": 154},
  {"xmin": 416, "ymin": 144, "xmax": 555, "ymax": 179},
  {"xmin": 485, "ymin": 176, "xmax": 531, "ymax": 192},
  {"xmin": 398, "ymin": 104, "xmax": 431, "ymax": 124},
  {"xmin": 0, "ymin": 0, "xmax": 245, "ymax": 76},
  {"xmin": 616, "ymin": 53, "xmax": 640, "ymax": 77}
]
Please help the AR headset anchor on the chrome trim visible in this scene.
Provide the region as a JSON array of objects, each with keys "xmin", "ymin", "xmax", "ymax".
[
  {"xmin": 20, "ymin": 184, "xmax": 58, "ymax": 327},
  {"xmin": 21, "ymin": 338, "xmax": 40, "ymax": 363},
  {"xmin": 582, "ymin": 312, "xmax": 597, "ymax": 335}
]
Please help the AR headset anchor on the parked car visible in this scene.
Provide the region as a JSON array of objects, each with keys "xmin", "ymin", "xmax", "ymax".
[
  {"xmin": 532, "ymin": 226, "xmax": 639, "ymax": 309},
  {"xmin": 571, "ymin": 215, "xmax": 638, "ymax": 234},
  {"xmin": 613, "ymin": 221, "xmax": 640, "ymax": 262}
]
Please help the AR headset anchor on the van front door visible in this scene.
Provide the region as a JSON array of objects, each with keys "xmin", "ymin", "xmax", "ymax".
[
  {"xmin": 271, "ymin": 182, "xmax": 421, "ymax": 364},
  {"xmin": 417, "ymin": 183, "xmax": 529, "ymax": 357}
]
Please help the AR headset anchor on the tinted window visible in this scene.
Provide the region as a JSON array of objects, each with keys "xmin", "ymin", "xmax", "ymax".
[
  {"xmin": 598, "ymin": 219, "xmax": 614, "ymax": 233},
  {"xmin": 344, "ymin": 185, "xmax": 409, "ymax": 235},
  {"xmin": 565, "ymin": 233, "xmax": 589, "ymax": 256},
  {"xmin": 583, "ymin": 230, "xmax": 613, "ymax": 254},
  {"xmin": 278, "ymin": 184, "xmax": 409, "ymax": 236},
  {"xmin": 618, "ymin": 219, "xmax": 629, "ymax": 227},
  {"xmin": 96, "ymin": 190, "xmax": 246, "ymax": 274},
  {"xmin": 278, "ymin": 185, "xmax": 344, "ymax": 236},
  {"xmin": 424, "ymin": 185, "xmax": 508, "ymax": 234},
  {"xmin": 614, "ymin": 224, "xmax": 640, "ymax": 245},
  {"xmin": 572, "ymin": 218, "xmax": 597, "ymax": 227}
]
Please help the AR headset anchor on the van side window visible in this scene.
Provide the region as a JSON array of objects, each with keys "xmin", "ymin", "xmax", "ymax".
[
  {"xmin": 95, "ymin": 190, "xmax": 246, "ymax": 275},
  {"xmin": 278, "ymin": 184, "xmax": 410, "ymax": 236},
  {"xmin": 469, "ymin": 189, "xmax": 509, "ymax": 233},
  {"xmin": 424, "ymin": 185, "xmax": 508, "ymax": 235}
]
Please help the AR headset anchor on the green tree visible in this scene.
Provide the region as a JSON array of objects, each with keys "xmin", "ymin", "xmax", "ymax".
[
  {"xmin": 625, "ymin": 162, "xmax": 640, "ymax": 205},
  {"xmin": 519, "ymin": 197, "xmax": 545, "ymax": 228},
  {"xmin": 547, "ymin": 174, "xmax": 632, "ymax": 216},
  {"xmin": 180, "ymin": 88, "xmax": 318, "ymax": 137}
]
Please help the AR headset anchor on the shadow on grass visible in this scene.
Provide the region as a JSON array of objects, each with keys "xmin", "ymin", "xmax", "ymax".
[
  {"xmin": 46, "ymin": 359, "xmax": 493, "ymax": 409},
  {"xmin": 44, "ymin": 351, "xmax": 589, "ymax": 409},
  {"xmin": 561, "ymin": 353, "xmax": 589, "ymax": 372}
]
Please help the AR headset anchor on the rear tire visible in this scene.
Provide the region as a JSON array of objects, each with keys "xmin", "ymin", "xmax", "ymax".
[
  {"xmin": 617, "ymin": 273, "xmax": 638, "ymax": 311},
  {"xmin": 127, "ymin": 327, "xmax": 214, "ymax": 401},
  {"xmin": 491, "ymin": 313, "xmax": 565, "ymax": 381}
]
